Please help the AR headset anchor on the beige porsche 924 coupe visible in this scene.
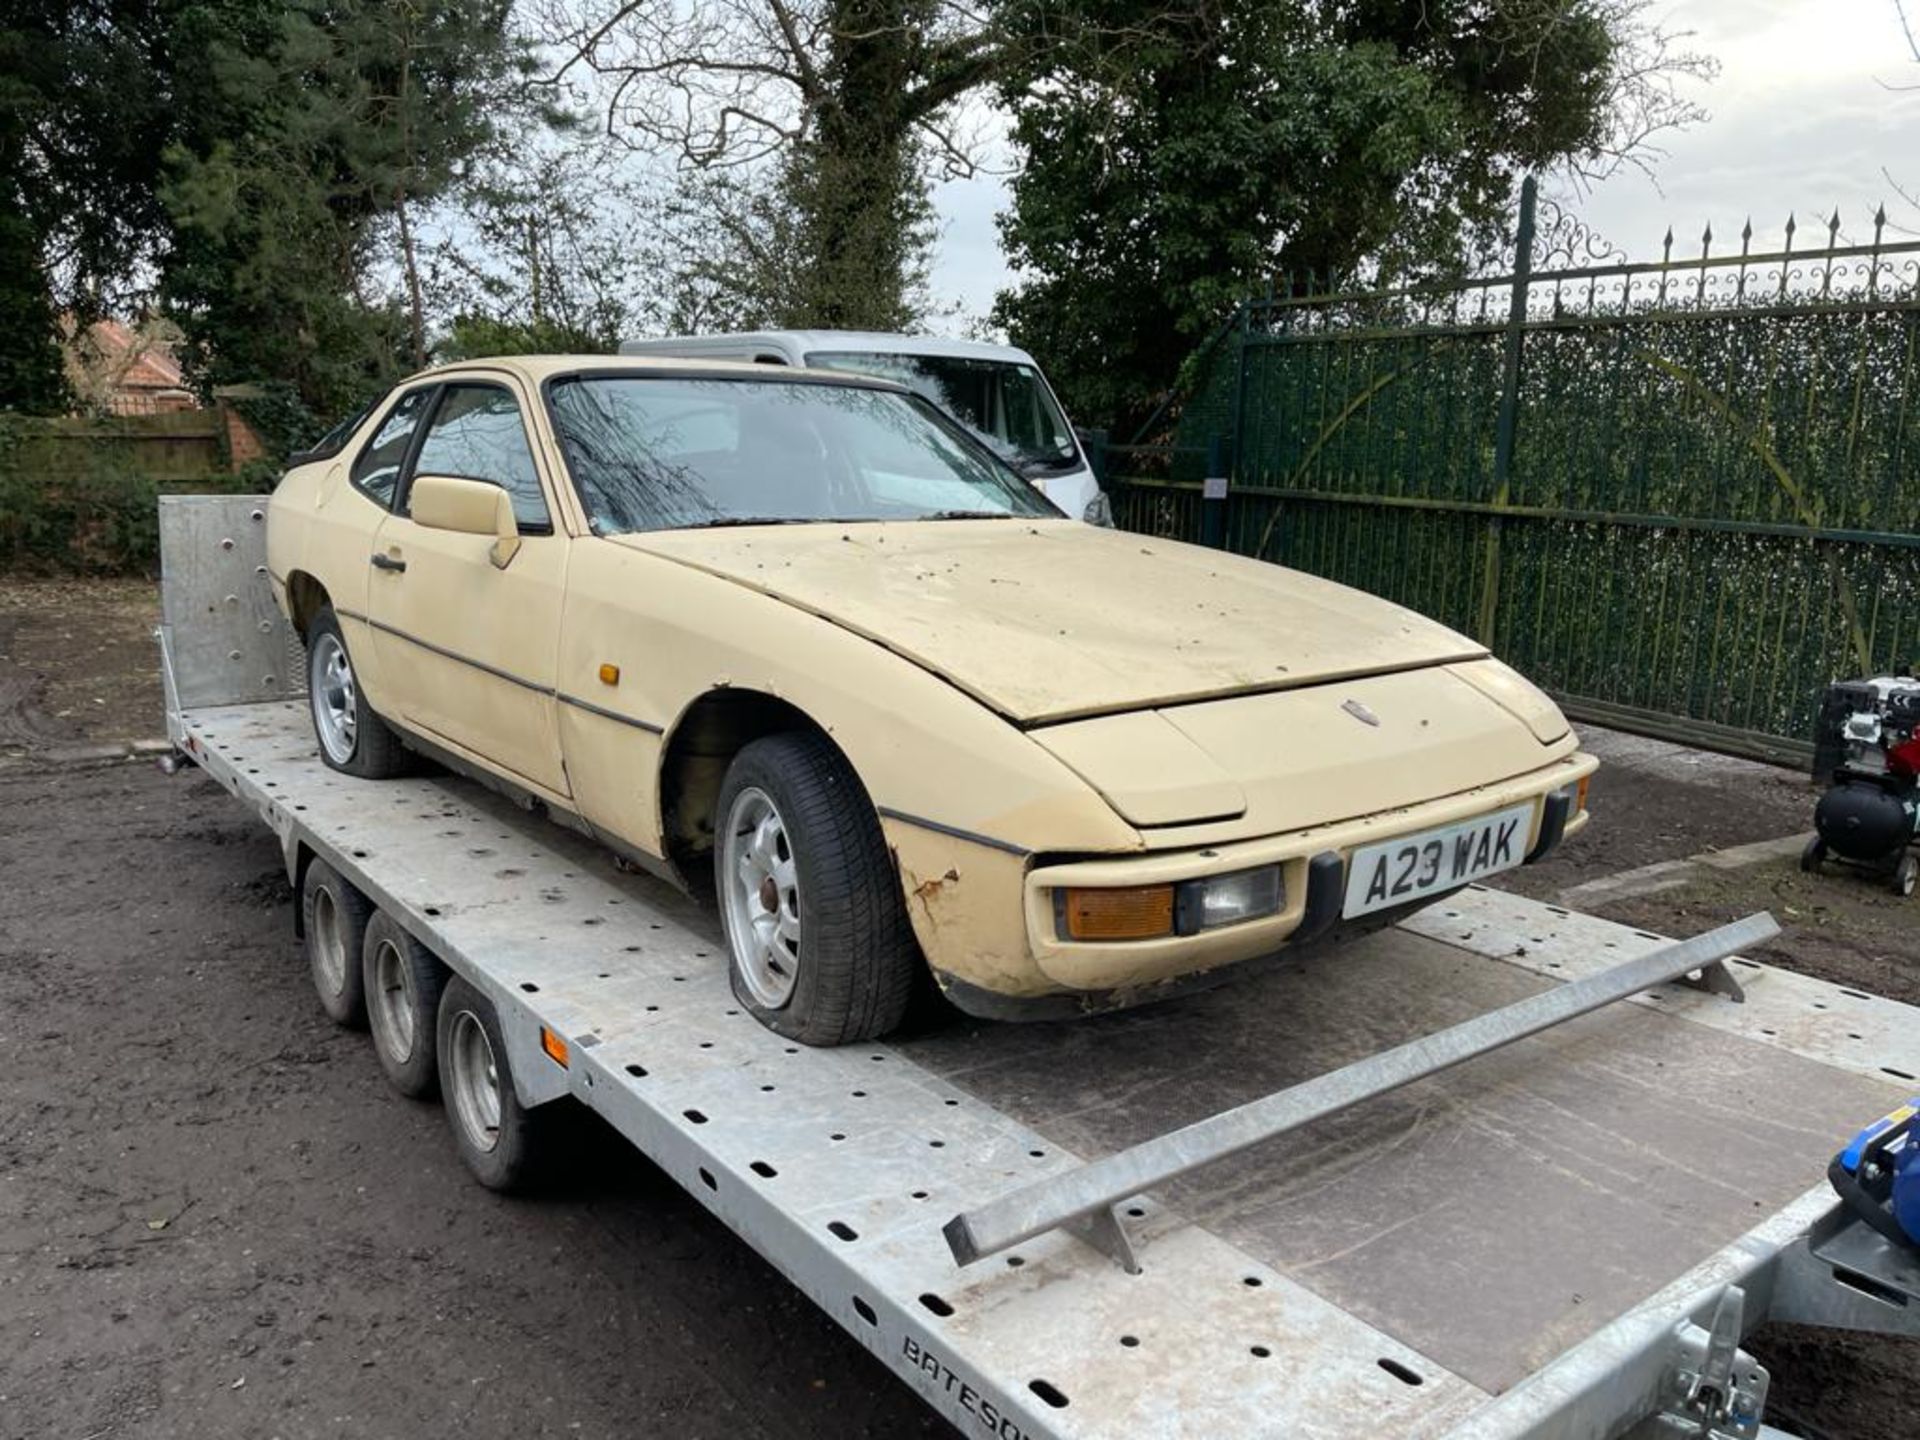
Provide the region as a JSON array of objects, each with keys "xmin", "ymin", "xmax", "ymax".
[{"xmin": 267, "ymin": 355, "xmax": 1597, "ymax": 1045}]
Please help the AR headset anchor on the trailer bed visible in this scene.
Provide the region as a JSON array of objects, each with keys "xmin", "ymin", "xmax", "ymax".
[
  {"xmin": 167, "ymin": 697, "xmax": 1918, "ymax": 1439},
  {"xmin": 158, "ymin": 496, "xmax": 1920, "ymax": 1439}
]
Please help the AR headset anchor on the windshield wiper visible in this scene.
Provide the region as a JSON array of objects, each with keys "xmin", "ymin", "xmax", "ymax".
[
  {"xmin": 679, "ymin": 516, "xmax": 824, "ymax": 529},
  {"xmin": 920, "ymin": 509, "xmax": 1017, "ymax": 520}
]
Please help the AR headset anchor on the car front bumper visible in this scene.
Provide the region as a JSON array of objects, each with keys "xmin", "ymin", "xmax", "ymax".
[{"xmin": 893, "ymin": 750, "xmax": 1597, "ymax": 1015}]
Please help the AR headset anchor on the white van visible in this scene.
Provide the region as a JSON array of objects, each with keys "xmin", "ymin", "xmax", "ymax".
[{"xmin": 617, "ymin": 330, "xmax": 1111, "ymax": 525}]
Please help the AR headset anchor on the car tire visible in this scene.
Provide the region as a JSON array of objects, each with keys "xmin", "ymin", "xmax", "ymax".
[
  {"xmin": 362, "ymin": 911, "xmax": 448, "ymax": 1098},
  {"xmin": 306, "ymin": 605, "xmax": 410, "ymax": 778},
  {"xmin": 303, "ymin": 859, "xmax": 371, "ymax": 1028},
  {"xmin": 1800, "ymin": 836, "xmax": 1826, "ymax": 873},
  {"xmin": 436, "ymin": 977, "xmax": 550, "ymax": 1191},
  {"xmin": 714, "ymin": 731, "xmax": 919, "ymax": 1046}
]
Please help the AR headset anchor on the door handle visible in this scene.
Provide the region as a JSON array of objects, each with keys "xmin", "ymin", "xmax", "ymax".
[{"xmin": 370, "ymin": 552, "xmax": 407, "ymax": 573}]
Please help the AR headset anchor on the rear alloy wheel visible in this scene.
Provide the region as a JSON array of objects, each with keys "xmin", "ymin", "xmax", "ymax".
[
  {"xmin": 714, "ymin": 731, "xmax": 919, "ymax": 1046},
  {"xmin": 305, "ymin": 605, "xmax": 409, "ymax": 778},
  {"xmin": 362, "ymin": 911, "xmax": 448, "ymax": 1098}
]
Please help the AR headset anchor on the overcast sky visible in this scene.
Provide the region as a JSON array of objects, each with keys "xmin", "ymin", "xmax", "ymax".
[{"xmin": 925, "ymin": 0, "xmax": 1920, "ymax": 325}]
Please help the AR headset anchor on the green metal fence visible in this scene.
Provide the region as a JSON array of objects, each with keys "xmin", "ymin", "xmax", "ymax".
[{"xmin": 1111, "ymin": 181, "xmax": 1920, "ymax": 763}]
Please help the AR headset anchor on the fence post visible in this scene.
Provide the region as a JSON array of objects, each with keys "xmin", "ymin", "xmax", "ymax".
[
  {"xmin": 1478, "ymin": 175, "xmax": 1536, "ymax": 647},
  {"xmin": 1203, "ymin": 433, "xmax": 1229, "ymax": 548}
]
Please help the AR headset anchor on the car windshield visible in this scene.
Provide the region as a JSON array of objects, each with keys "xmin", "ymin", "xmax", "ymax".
[
  {"xmin": 547, "ymin": 375, "xmax": 1059, "ymax": 534},
  {"xmin": 802, "ymin": 351, "xmax": 1080, "ymax": 476}
]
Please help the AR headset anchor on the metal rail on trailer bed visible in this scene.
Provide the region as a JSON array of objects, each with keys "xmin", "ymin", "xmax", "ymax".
[{"xmin": 158, "ymin": 497, "xmax": 1920, "ymax": 1440}]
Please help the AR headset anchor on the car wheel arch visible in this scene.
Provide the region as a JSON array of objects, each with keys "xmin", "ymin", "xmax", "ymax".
[
  {"xmin": 657, "ymin": 688, "xmax": 866, "ymax": 889},
  {"xmin": 285, "ymin": 570, "xmax": 330, "ymax": 637}
]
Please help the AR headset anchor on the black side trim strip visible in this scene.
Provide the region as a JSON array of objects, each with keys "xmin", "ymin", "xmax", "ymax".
[
  {"xmin": 876, "ymin": 806, "xmax": 1030, "ymax": 858},
  {"xmin": 558, "ymin": 691, "xmax": 665, "ymax": 735},
  {"xmin": 365, "ymin": 618, "xmax": 553, "ymax": 696},
  {"xmin": 1294, "ymin": 851, "xmax": 1347, "ymax": 945},
  {"xmin": 340, "ymin": 613, "xmax": 669, "ymax": 734},
  {"xmin": 1526, "ymin": 790, "xmax": 1571, "ymax": 864}
]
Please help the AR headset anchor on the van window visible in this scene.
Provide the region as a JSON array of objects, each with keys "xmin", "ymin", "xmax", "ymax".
[{"xmin": 804, "ymin": 352, "xmax": 1078, "ymax": 478}]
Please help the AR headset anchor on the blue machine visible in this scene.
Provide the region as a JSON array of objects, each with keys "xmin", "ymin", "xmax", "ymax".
[{"xmin": 1830, "ymin": 1099, "xmax": 1920, "ymax": 1247}]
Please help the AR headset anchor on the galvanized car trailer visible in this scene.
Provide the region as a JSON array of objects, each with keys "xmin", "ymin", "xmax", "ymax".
[{"xmin": 158, "ymin": 497, "xmax": 1920, "ymax": 1440}]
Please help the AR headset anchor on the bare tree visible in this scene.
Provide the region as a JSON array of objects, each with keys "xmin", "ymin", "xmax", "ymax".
[
  {"xmin": 531, "ymin": 0, "xmax": 1004, "ymax": 172},
  {"xmin": 525, "ymin": 0, "xmax": 1025, "ymax": 326}
]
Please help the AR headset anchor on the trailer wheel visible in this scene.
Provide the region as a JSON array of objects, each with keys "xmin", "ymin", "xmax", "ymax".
[
  {"xmin": 362, "ymin": 911, "xmax": 448, "ymax": 1098},
  {"xmin": 302, "ymin": 859, "xmax": 370, "ymax": 1027},
  {"xmin": 306, "ymin": 605, "xmax": 409, "ymax": 778},
  {"xmin": 436, "ymin": 978, "xmax": 547, "ymax": 1191},
  {"xmin": 1893, "ymin": 853, "xmax": 1918, "ymax": 898},
  {"xmin": 714, "ymin": 731, "xmax": 918, "ymax": 1046},
  {"xmin": 1799, "ymin": 836, "xmax": 1826, "ymax": 874}
]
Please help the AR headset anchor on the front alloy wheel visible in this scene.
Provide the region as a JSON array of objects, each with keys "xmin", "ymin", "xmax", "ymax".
[
  {"xmin": 720, "ymin": 787, "xmax": 804, "ymax": 1009},
  {"xmin": 711, "ymin": 731, "xmax": 921, "ymax": 1046}
]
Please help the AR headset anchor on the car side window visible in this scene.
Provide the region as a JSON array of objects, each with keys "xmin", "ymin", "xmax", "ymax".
[
  {"xmin": 350, "ymin": 388, "xmax": 435, "ymax": 508},
  {"xmin": 409, "ymin": 384, "xmax": 551, "ymax": 530}
]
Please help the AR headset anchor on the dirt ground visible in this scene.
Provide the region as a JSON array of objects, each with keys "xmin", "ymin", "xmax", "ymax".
[
  {"xmin": 0, "ymin": 577, "xmax": 162, "ymax": 753},
  {"xmin": 1, "ymin": 576, "xmax": 1915, "ymax": 1439}
]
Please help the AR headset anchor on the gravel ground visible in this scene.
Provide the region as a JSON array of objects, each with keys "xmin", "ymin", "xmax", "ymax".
[{"xmin": 2, "ymin": 576, "xmax": 1915, "ymax": 1439}]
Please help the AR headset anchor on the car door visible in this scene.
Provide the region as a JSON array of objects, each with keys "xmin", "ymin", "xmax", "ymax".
[{"xmin": 366, "ymin": 378, "xmax": 571, "ymax": 799}]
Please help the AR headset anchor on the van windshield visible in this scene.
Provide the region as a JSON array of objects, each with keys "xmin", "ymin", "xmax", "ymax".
[
  {"xmin": 547, "ymin": 375, "xmax": 1059, "ymax": 534},
  {"xmin": 803, "ymin": 351, "xmax": 1080, "ymax": 477}
]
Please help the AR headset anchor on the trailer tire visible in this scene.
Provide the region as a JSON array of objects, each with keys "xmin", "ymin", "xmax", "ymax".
[
  {"xmin": 306, "ymin": 606, "xmax": 410, "ymax": 779},
  {"xmin": 714, "ymin": 730, "xmax": 918, "ymax": 1047},
  {"xmin": 303, "ymin": 859, "xmax": 370, "ymax": 1028},
  {"xmin": 362, "ymin": 911, "xmax": 447, "ymax": 1098},
  {"xmin": 437, "ymin": 977, "xmax": 547, "ymax": 1191}
]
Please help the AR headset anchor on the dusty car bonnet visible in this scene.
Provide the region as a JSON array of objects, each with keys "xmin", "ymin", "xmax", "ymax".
[{"xmin": 611, "ymin": 520, "xmax": 1488, "ymax": 726}]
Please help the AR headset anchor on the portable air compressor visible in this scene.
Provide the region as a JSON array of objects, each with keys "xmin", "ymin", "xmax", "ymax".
[
  {"xmin": 1803, "ymin": 674, "xmax": 1920, "ymax": 896},
  {"xmin": 1829, "ymin": 1099, "xmax": 1920, "ymax": 1250}
]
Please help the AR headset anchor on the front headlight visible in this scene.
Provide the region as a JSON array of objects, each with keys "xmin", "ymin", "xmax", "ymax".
[
  {"xmin": 1083, "ymin": 491, "xmax": 1114, "ymax": 527},
  {"xmin": 1177, "ymin": 866, "xmax": 1284, "ymax": 932}
]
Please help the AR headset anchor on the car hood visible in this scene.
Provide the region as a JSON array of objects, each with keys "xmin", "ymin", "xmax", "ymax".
[
  {"xmin": 608, "ymin": 520, "xmax": 1488, "ymax": 725},
  {"xmin": 1028, "ymin": 660, "xmax": 1575, "ymax": 834}
]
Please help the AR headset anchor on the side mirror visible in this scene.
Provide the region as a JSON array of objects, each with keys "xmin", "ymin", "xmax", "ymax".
[{"xmin": 409, "ymin": 474, "xmax": 521, "ymax": 569}]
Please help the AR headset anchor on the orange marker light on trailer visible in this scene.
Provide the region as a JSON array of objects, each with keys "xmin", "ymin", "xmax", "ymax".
[{"xmin": 540, "ymin": 1026, "xmax": 570, "ymax": 1068}]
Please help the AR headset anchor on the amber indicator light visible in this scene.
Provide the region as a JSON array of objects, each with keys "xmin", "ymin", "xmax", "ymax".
[{"xmin": 1062, "ymin": 885, "xmax": 1176, "ymax": 941}]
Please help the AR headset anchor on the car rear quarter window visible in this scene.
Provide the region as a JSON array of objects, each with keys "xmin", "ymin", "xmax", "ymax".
[
  {"xmin": 350, "ymin": 388, "xmax": 434, "ymax": 508},
  {"xmin": 410, "ymin": 384, "xmax": 551, "ymax": 530}
]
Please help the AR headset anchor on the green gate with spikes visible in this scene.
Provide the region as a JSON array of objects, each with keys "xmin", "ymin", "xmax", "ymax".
[{"xmin": 1111, "ymin": 181, "xmax": 1920, "ymax": 764}]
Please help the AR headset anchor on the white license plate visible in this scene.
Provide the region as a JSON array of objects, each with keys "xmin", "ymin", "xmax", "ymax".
[{"xmin": 1341, "ymin": 803, "xmax": 1535, "ymax": 918}]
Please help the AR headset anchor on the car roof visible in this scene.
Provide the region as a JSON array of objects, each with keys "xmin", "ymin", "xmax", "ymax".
[{"xmin": 619, "ymin": 331, "xmax": 1041, "ymax": 365}]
